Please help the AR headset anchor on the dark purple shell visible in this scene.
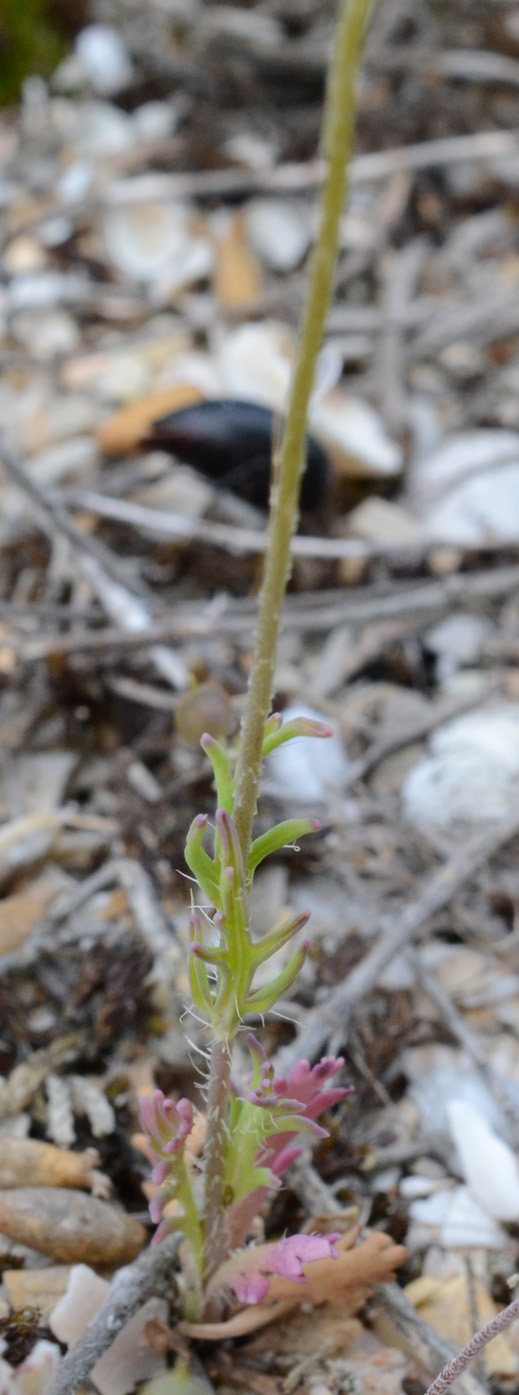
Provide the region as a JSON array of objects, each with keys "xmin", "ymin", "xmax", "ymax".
[{"xmin": 144, "ymin": 399, "xmax": 329, "ymax": 510}]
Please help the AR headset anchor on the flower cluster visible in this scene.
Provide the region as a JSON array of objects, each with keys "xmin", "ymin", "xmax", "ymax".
[
  {"xmin": 141, "ymin": 1045, "xmax": 348, "ymax": 1303},
  {"xmin": 138, "ymin": 711, "xmax": 350, "ymax": 1319}
]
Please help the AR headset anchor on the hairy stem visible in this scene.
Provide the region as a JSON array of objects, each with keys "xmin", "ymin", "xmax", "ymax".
[
  {"xmin": 202, "ymin": 1038, "xmax": 233, "ymax": 1291},
  {"xmin": 200, "ymin": 0, "xmax": 372, "ymax": 1297},
  {"xmin": 232, "ymin": 0, "xmax": 373, "ymax": 865},
  {"xmin": 423, "ymin": 1298, "xmax": 519, "ymax": 1395}
]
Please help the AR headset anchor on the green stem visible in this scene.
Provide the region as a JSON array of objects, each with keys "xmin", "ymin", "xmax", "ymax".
[
  {"xmin": 199, "ymin": 0, "xmax": 372, "ymax": 1300},
  {"xmin": 202, "ymin": 1038, "xmax": 233, "ymax": 1292},
  {"xmin": 232, "ymin": 0, "xmax": 372, "ymax": 865}
]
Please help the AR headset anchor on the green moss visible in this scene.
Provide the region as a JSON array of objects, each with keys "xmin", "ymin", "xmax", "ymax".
[{"xmin": 0, "ymin": 0, "xmax": 66, "ymax": 104}]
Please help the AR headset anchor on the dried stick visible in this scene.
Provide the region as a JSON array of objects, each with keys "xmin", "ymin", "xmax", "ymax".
[
  {"xmin": 423, "ymin": 1299, "xmax": 519, "ymax": 1395},
  {"xmin": 276, "ymin": 809, "xmax": 519, "ymax": 1071},
  {"xmin": 47, "ymin": 1233, "xmax": 181, "ymax": 1395}
]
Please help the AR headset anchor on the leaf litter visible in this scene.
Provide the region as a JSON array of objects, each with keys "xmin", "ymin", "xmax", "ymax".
[{"xmin": 1, "ymin": 0, "xmax": 519, "ymax": 1392}]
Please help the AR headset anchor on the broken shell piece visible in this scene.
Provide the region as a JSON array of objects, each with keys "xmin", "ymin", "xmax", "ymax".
[
  {"xmin": 97, "ymin": 385, "xmax": 203, "ymax": 455},
  {"xmin": 410, "ymin": 428, "xmax": 519, "ymax": 504},
  {"xmin": 0, "ymin": 1188, "xmax": 146, "ymax": 1265},
  {"xmin": 408, "ymin": 1184, "xmax": 508, "ymax": 1250},
  {"xmin": 410, "ymin": 429, "xmax": 519, "ymax": 545},
  {"xmin": 425, "ymin": 463, "xmax": 519, "ymax": 545},
  {"xmin": 151, "ymin": 239, "xmax": 214, "ymax": 306},
  {"xmin": 51, "ymin": 1265, "xmax": 167, "ymax": 1395},
  {"xmin": 447, "ymin": 1100, "xmax": 519, "ymax": 1221},
  {"xmin": 310, "ymin": 392, "xmax": 403, "ymax": 480},
  {"xmin": 0, "ymin": 879, "xmax": 57, "ymax": 958},
  {"xmin": 75, "ymin": 25, "xmax": 132, "ymax": 96},
  {"xmin": 10, "ymin": 309, "xmax": 80, "ymax": 359},
  {"xmin": 218, "ymin": 321, "xmax": 294, "ymax": 410},
  {"xmin": 0, "ymin": 814, "xmax": 62, "ymax": 889},
  {"xmin": 1, "ymin": 1338, "xmax": 62, "ymax": 1395},
  {"xmin": 265, "ymin": 704, "xmax": 349, "ymax": 805},
  {"xmin": 212, "ymin": 213, "xmax": 262, "ymax": 308},
  {"xmin": 402, "ymin": 704, "xmax": 519, "ymax": 834},
  {"xmin": 4, "ymin": 237, "xmax": 48, "ymax": 274},
  {"xmin": 244, "ymin": 198, "xmax": 311, "ymax": 273},
  {"xmin": 0, "ymin": 1139, "xmax": 107, "ymax": 1194},
  {"xmin": 3, "ymin": 1266, "xmax": 71, "ymax": 1317},
  {"xmin": 103, "ymin": 203, "xmax": 206, "ymax": 284},
  {"xmin": 346, "ymin": 496, "xmax": 426, "ymax": 546}
]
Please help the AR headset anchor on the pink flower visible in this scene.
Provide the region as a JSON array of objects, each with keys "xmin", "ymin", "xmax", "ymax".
[
  {"xmin": 269, "ymin": 1232, "xmax": 341, "ymax": 1281},
  {"xmin": 140, "ymin": 1091, "xmax": 193, "ymax": 1163},
  {"xmin": 139, "ymin": 1091, "xmax": 194, "ymax": 1242},
  {"xmin": 244, "ymin": 1039, "xmax": 351, "ymax": 1180},
  {"xmin": 234, "ymin": 1273, "xmax": 270, "ymax": 1304},
  {"xmin": 212, "ymin": 1231, "xmax": 341, "ymax": 1305}
]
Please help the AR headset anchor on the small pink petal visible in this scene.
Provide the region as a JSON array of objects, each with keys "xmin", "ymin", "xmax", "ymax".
[
  {"xmin": 234, "ymin": 1274, "xmax": 270, "ymax": 1304},
  {"xmin": 270, "ymin": 1232, "xmax": 341, "ymax": 1279}
]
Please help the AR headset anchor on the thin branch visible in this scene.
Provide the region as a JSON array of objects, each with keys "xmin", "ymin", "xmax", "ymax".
[
  {"xmin": 276, "ymin": 809, "xmax": 519, "ymax": 1071},
  {"xmin": 424, "ymin": 1299, "xmax": 519, "ymax": 1395},
  {"xmin": 46, "ymin": 1233, "xmax": 182, "ymax": 1395}
]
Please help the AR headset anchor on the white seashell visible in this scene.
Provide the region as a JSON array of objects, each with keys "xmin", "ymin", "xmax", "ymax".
[
  {"xmin": 0, "ymin": 814, "xmax": 62, "ymax": 886},
  {"xmin": 410, "ymin": 428, "xmax": 519, "ymax": 504},
  {"xmin": 244, "ymin": 198, "xmax": 311, "ymax": 272},
  {"xmin": 75, "ymin": 26, "xmax": 132, "ymax": 96},
  {"xmin": 135, "ymin": 464, "xmax": 213, "ymax": 520},
  {"xmin": 400, "ymin": 1175, "xmax": 447, "ymax": 1199},
  {"xmin": 218, "ymin": 321, "xmax": 294, "ymax": 410},
  {"xmin": 10, "ymin": 308, "xmax": 80, "ymax": 359},
  {"xmin": 408, "ymin": 1184, "xmax": 509, "ymax": 1249},
  {"xmin": 409, "ymin": 428, "xmax": 519, "ymax": 545},
  {"xmin": 103, "ymin": 203, "xmax": 191, "ymax": 282},
  {"xmin": 346, "ymin": 496, "xmax": 426, "ymax": 545},
  {"xmin": 149, "ymin": 237, "xmax": 214, "ymax": 303},
  {"xmin": 309, "ymin": 391, "xmax": 403, "ymax": 479},
  {"xmin": 9, "ymin": 1339, "xmax": 62, "ymax": 1394},
  {"xmin": 424, "ymin": 613, "xmax": 487, "ymax": 681},
  {"xmin": 447, "ymin": 1100, "xmax": 519, "ymax": 1221},
  {"xmin": 264, "ymin": 703, "xmax": 349, "ymax": 805},
  {"xmin": 57, "ymin": 159, "xmax": 94, "ymax": 204},
  {"xmin": 4, "ymin": 237, "xmax": 47, "ymax": 274},
  {"xmin": 425, "ymin": 463, "xmax": 519, "ymax": 545},
  {"xmin": 402, "ymin": 704, "xmax": 519, "ymax": 832},
  {"xmin": 409, "ymin": 1189, "xmax": 452, "ymax": 1227},
  {"xmin": 73, "ymin": 102, "xmax": 132, "ymax": 159},
  {"xmin": 441, "ymin": 1185, "xmax": 509, "ymax": 1249},
  {"xmin": 132, "ymin": 102, "xmax": 176, "ymax": 143}
]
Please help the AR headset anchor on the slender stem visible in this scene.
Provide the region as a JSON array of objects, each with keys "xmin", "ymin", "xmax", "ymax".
[
  {"xmin": 199, "ymin": 0, "xmax": 372, "ymax": 1298},
  {"xmin": 423, "ymin": 1298, "xmax": 519, "ymax": 1395},
  {"xmin": 232, "ymin": 0, "xmax": 373, "ymax": 865},
  {"xmin": 202, "ymin": 1038, "xmax": 233, "ymax": 1289}
]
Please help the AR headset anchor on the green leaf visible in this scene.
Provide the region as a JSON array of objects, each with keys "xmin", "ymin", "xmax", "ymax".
[
  {"xmin": 245, "ymin": 940, "xmax": 309, "ymax": 1014},
  {"xmin": 261, "ymin": 716, "xmax": 333, "ymax": 759},
  {"xmin": 184, "ymin": 814, "xmax": 221, "ymax": 906},
  {"xmin": 248, "ymin": 819, "xmax": 320, "ymax": 878},
  {"xmin": 250, "ymin": 909, "xmax": 310, "ymax": 967},
  {"xmin": 200, "ymin": 734, "xmax": 234, "ymax": 813}
]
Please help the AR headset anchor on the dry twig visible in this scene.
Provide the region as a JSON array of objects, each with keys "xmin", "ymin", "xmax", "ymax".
[
  {"xmin": 46, "ymin": 1233, "xmax": 181, "ymax": 1395},
  {"xmin": 276, "ymin": 810, "xmax": 519, "ymax": 1071}
]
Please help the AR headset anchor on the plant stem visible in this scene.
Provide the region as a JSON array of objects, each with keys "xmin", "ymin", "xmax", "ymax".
[
  {"xmin": 232, "ymin": 0, "xmax": 373, "ymax": 866},
  {"xmin": 202, "ymin": 1038, "xmax": 233, "ymax": 1291},
  {"xmin": 201, "ymin": 0, "xmax": 372, "ymax": 1293}
]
